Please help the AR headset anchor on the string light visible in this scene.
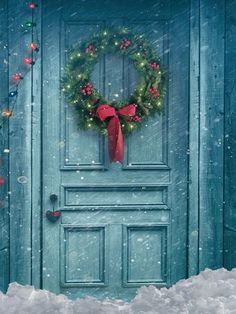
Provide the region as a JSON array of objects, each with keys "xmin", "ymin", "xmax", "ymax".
[
  {"xmin": 25, "ymin": 21, "xmax": 36, "ymax": 27},
  {"xmin": 30, "ymin": 42, "xmax": 39, "ymax": 52},
  {"xmin": 23, "ymin": 57, "xmax": 35, "ymax": 65},
  {"xmin": 2, "ymin": 111, "xmax": 13, "ymax": 118},
  {"xmin": 9, "ymin": 91, "xmax": 18, "ymax": 97},
  {"xmin": 28, "ymin": 3, "xmax": 38, "ymax": 9},
  {"xmin": 12, "ymin": 73, "xmax": 23, "ymax": 81},
  {"xmin": 0, "ymin": 3, "xmax": 39, "ymax": 192}
]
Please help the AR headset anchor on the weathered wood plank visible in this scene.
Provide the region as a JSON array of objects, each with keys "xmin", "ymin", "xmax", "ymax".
[
  {"xmin": 199, "ymin": 0, "xmax": 224, "ymax": 270},
  {"xmin": 224, "ymin": 0, "xmax": 236, "ymax": 269},
  {"xmin": 42, "ymin": 0, "xmax": 61, "ymax": 294},
  {"xmin": 31, "ymin": 0, "xmax": 42, "ymax": 288},
  {"xmin": 0, "ymin": 248, "xmax": 9, "ymax": 292},
  {"xmin": 0, "ymin": 0, "xmax": 9, "ymax": 292},
  {"xmin": 168, "ymin": 0, "xmax": 189, "ymax": 282},
  {"xmin": 8, "ymin": 0, "xmax": 32, "ymax": 284},
  {"xmin": 188, "ymin": 0, "xmax": 200, "ymax": 276}
]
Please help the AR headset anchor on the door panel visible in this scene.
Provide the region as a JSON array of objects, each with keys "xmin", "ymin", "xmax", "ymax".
[{"xmin": 42, "ymin": 0, "xmax": 189, "ymax": 300}]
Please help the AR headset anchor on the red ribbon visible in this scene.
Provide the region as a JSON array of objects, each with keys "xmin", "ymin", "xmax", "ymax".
[{"xmin": 96, "ymin": 104, "xmax": 136, "ymax": 162}]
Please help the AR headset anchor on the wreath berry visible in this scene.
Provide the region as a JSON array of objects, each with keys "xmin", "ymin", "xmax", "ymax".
[{"xmin": 62, "ymin": 27, "xmax": 166, "ymax": 162}]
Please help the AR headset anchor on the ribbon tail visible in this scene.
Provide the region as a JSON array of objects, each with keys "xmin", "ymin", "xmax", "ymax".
[{"xmin": 107, "ymin": 116, "xmax": 124, "ymax": 162}]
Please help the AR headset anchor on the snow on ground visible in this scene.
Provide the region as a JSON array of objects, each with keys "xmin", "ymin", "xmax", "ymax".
[{"xmin": 1, "ymin": 268, "xmax": 236, "ymax": 314}]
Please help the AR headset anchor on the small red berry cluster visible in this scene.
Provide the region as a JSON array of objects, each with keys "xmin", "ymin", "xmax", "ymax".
[
  {"xmin": 120, "ymin": 38, "xmax": 132, "ymax": 49},
  {"xmin": 81, "ymin": 83, "xmax": 93, "ymax": 96},
  {"xmin": 85, "ymin": 44, "xmax": 96, "ymax": 54},
  {"xmin": 132, "ymin": 115, "xmax": 142, "ymax": 122},
  {"xmin": 150, "ymin": 62, "xmax": 160, "ymax": 70},
  {"xmin": 149, "ymin": 87, "xmax": 160, "ymax": 97}
]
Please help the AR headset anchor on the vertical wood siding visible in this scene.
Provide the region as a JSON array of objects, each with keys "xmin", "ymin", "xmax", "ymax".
[
  {"xmin": 224, "ymin": 0, "xmax": 236, "ymax": 269},
  {"xmin": 198, "ymin": 0, "xmax": 225, "ymax": 270},
  {"xmin": 0, "ymin": 0, "xmax": 9, "ymax": 293}
]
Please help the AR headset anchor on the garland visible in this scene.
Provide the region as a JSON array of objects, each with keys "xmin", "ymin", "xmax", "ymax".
[{"xmin": 62, "ymin": 27, "xmax": 166, "ymax": 162}]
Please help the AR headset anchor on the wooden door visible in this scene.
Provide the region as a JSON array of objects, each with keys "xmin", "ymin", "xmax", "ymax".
[{"xmin": 42, "ymin": 0, "xmax": 189, "ymax": 300}]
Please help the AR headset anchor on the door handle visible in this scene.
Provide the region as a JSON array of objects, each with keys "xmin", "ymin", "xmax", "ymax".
[
  {"xmin": 46, "ymin": 193, "xmax": 61, "ymax": 223},
  {"xmin": 50, "ymin": 193, "xmax": 58, "ymax": 203}
]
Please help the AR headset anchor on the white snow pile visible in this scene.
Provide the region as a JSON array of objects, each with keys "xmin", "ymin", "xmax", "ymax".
[{"xmin": 1, "ymin": 268, "xmax": 236, "ymax": 314}]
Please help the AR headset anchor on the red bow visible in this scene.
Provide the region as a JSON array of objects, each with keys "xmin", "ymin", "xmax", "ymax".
[{"xmin": 96, "ymin": 104, "xmax": 136, "ymax": 162}]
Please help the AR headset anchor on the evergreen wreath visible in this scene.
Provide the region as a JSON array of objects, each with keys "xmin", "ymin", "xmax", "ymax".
[{"xmin": 62, "ymin": 27, "xmax": 166, "ymax": 162}]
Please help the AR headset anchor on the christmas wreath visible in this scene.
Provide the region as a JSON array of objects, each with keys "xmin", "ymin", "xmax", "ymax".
[{"xmin": 62, "ymin": 27, "xmax": 166, "ymax": 162}]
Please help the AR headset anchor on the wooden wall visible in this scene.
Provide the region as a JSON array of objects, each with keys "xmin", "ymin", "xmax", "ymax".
[{"xmin": 0, "ymin": 0, "xmax": 235, "ymax": 293}]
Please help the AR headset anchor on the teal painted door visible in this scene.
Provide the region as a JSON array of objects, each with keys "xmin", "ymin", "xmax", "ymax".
[{"xmin": 42, "ymin": 0, "xmax": 189, "ymax": 300}]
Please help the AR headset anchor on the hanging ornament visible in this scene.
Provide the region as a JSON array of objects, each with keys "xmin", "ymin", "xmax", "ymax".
[
  {"xmin": 2, "ymin": 111, "xmax": 13, "ymax": 118},
  {"xmin": 23, "ymin": 57, "xmax": 35, "ymax": 65},
  {"xmin": 9, "ymin": 91, "xmax": 18, "ymax": 97},
  {"xmin": 29, "ymin": 42, "xmax": 39, "ymax": 52},
  {"xmin": 12, "ymin": 73, "xmax": 23, "ymax": 81},
  {"xmin": 28, "ymin": 3, "xmax": 38, "ymax": 9}
]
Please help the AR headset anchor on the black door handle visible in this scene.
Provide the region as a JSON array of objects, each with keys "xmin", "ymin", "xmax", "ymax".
[{"xmin": 50, "ymin": 194, "xmax": 58, "ymax": 203}]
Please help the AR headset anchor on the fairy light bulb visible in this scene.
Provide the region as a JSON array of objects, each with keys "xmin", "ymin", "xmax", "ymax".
[
  {"xmin": 24, "ymin": 57, "xmax": 35, "ymax": 65},
  {"xmin": 25, "ymin": 21, "xmax": 36, "ymax": 27},
  {"xmin": 2, "ymin": 110, "xmax": 13, "ymax": 117},
  {"xmin": 30, "ymin": 42, "xmax": 39, "ymax": 52},
  {"xmin": 12, "ymin": 73, "xmax": 23, "ymax": 81},
  {"xmin": 29, "ymin": 3, "xmax": 38, "ymax": 9},
  {"xmin": 9, "ymin": 91, "xmax": 18, "ymax": 97}
]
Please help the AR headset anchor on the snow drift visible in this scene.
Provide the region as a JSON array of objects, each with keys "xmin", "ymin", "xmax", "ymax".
[{"xmin": 1, "ymin": 268, "xmax": 236, "ymax": 314}]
